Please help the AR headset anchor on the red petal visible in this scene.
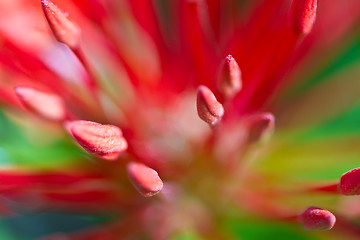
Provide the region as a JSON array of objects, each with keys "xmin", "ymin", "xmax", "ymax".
[
  {"xmin": 66, "ymin": 120, "xmax": 128, "ymax": 160},
  {"xmin": 127, "ymin": 162, "xmax": 163, "ymax": 197}
]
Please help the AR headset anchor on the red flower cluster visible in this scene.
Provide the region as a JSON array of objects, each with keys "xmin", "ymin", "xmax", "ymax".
[{"xmin": 0, "ymin": 0, "xmax": 359, "ymax": 238}]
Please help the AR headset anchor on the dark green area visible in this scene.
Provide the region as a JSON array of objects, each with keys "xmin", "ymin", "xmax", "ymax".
[{"xmin": 0, "ymin": 213, "xmax": 113, "ymax": 240}]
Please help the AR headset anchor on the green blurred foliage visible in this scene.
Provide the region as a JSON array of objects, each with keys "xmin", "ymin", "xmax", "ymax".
[{"xmin": 0, "ymin": 111, "xmax": 85, "ymax": 169}]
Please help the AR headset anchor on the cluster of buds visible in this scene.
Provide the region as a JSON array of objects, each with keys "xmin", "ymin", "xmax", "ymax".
[{"xmin": 0, "ymin": 0, "xmax": 359, "ymax": 238}]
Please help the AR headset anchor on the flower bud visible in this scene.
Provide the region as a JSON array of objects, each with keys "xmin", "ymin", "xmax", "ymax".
[
  {"xmin": 217, "ymin": 55, "xmax": 242, "ymax": 99},
  {"xmin": 127, "ymin": 162, "xmax": 163, "ymax": 197},
  {"xmin": 299, "ymin": 207, "xmax": 336, "ymax": 231},
  {"xmin": 340, "ymin": 168, "xmax": 360, "ymax": 195},
  {"xmin": 41, "ymin": 0, "xmax": 81, "ymax": 48},
  {"xmin": 289, "ymin": 0, "xmax": 318, "ymax": 35},
  {"xmin": 196, "ymin": 85, "xmax": 224, "ymax": 126},
  {"xmin": 15, "ymin": 86, "xmax": 66, "ymax": 121},
  {"xmin": 247, "ymin": 113, "xmax": 275, "ymax": 144},
  {"xmin": 66, "ymin": 120, "xmax": 128, "ymax": 160}
]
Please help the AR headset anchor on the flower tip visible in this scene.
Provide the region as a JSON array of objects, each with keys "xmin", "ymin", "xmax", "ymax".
[
  {"xmin": 127, "ymin": 162, "xmax": 163, "ymax": 197},
  {"xmin": 67, "ymin": 120, "xmax": 128, "ymax": 160},
  {"xmin": 14, "ymin": 86, "xmax": 66, "ymax": 121},
  {"xmin": 299, "ymin": 207, "xmax": 336, "ymax": 231},
  {"xmin": 247, "ymin": 112, "xmax": 275, "ymax": 144},
  {"xmin": 289, "ymin": 0, "xmax": 318, "ymax": 35},
  {"xmin": 340, "ymin": 168, "xmax": 360, "ymax": 195},
  {"xmin": 217, "ymin": 55, "xmax": 242, "ymax": 98},
  {"xmin": 196, "ymin": 85, "xmax": 224, "ymax": 126},
  {"xmin": 41, "ymin": 0, "xmax": 81, "ymax": 48}
]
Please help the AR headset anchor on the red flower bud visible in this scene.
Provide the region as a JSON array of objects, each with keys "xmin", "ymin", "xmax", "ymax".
[
  {"xmin": 217, "ymin": 55, "xmax": 242, "ymax": 99},
  {"xmin": 247, "ymin": 113, "xmax": 275, "ymax": 144},
  {"xmin": 66, "ymin": 120, "xmax": 128, "ymax": 160},
  {"xmin": 340, "ymin": 168, "xmax": 360, "ymax": 195},
  {"xmin": 299, "ymin": 207, "xmax": 336, "ymax": 231},
  {"xmin": 14, "ymin": 86, "xmax": 66, "ymax": 121},
  {"xmin": 41, "ymin": 0, "xmax": 81, "ymax": 48},
  {"xmin": 289, "ymin": 0, "xmax": 318, "ymax": 35},
  {"xmin": 127, "ymin": 162, "xmax": 163, "ymax": 197},
  {"xmin": 196, "ymin": 85, "xmax": 224, "ymax": 126}
]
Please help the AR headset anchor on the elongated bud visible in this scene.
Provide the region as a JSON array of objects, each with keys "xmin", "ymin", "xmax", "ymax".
[
  {"xmin": 15, "ymin": 86, "xmax": 66, "ymax": 121},
  {"xmin": 127, "ymin": 162, "xmax": 163, "ymax": 197},
  {"xmin": 196, "ymin": 85, "xmax": 224, "ymax": 126},
  {"xmin": 217, "ymin": 55, "xmax": 242, "ymax": 99},
  {"xmin": 41, "ymin": 0, "xmax": 81, "ymax": 48},
  {"xmin": 299, "ymin": 207, "xmax": 336, "ymax": 231},
  {"xmin": 289, "ymin": 0, "xmax": 318, "ymax": 35},
  {"xmin": 66, "ymin": 120, "xmax": 128, "ymax": 160},
  {"xmin": 247, "ymin": 113, "xmax": 275, "ymax": 144},
  {"xmin": 340, "ymin": 168, "xmax": 360, "ymax": 195}
]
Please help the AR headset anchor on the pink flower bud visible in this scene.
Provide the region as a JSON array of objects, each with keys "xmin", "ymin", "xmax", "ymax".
[
  {"xmin": 127, "ymin": 162, "xmax": 163, "ymax": 197},
  {"xmin": 66, "ymin": 120, "xmax": 128, "ymax": 160},
  {"xmin": 340, "ymin": 168, "xmax": 360, "ymax": 195},
  {"xmin": 196, "ymin": 85, "xmax": 224, "ymax": 126},
  {"xmin": 289, "ymin": 0, "xmax": 318, "ymax": 35},
  {"xmin": 14, "ymin": 86, "xmax": 66, "ymax": 121},
  {"xmin": 41, "ymin": 0, "xmax": 81, "ymax": 48},
  {"xmin": 299, "ymin": 207, "xmax": 336, "ymax": 231},
  {"xmin": 247, "ymin": 113, "xmax": 274, "ymax": 144},
  {"xmin": 217, "ymin": 55, "xmax": 242, "ymax": 99}
]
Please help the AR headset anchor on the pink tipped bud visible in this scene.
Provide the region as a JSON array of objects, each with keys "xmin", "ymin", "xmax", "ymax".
[
  {"xmin": 299, "ymin": 207, "xmax": 336, "ymax": 231},
  {"xmin": 66, "ymin": 120, "xmax": 128, "ymax": 160},
  {"xmin": 340, "ymin": 168, "xmax": 360, "ymax": 195},
  {"xmin": 127, "ymin": 162, "xmax": 163, "ymax": 197},
  {"xmin": 41, "ymin": 0, "xmax": 81, "ymax": 48},
  {"xmin": 15, "ymin": 86, "xmax": 66, "ymax": 121},
  {"xmin": 289, "ymin": 0, "xmax": 318, "ymax": 35},
  {"xmin": 217, "ymin": 55, "xmax": 242, "ymax": 98},
  {"xmin": 196, "ymin": 85, "xmax": 224, "ymax": 126},
  {"xmin": 247, "ymin": 113, "xmax": 275, "ymax": 144}
]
